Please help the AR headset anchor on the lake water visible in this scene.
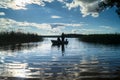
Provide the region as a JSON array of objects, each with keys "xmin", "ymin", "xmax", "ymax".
[{"xmin": 0, "ymin": 38, "xmax": 120, "ymax": 80}]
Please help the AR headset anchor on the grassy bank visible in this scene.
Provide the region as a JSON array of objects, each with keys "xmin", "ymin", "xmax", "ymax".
[
  {"xmin": 79, "ymin": 34, "xmax": 120, "ymax": 44},
  {"xmin": 0, "ymin": 31, "xmax": 43, "ymax": 45}
]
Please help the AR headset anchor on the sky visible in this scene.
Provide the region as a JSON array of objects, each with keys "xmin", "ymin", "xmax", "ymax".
[{"xmin": 0, "ymin": 0, "xmax": 120, "ymax": 35}]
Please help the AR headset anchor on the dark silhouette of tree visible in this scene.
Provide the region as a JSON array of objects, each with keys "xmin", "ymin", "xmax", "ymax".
[
  {"xmin": 0, "ymin": 31, "xmax": 43, "ymax": 45},
  {"xmin": 98, "ymin": 0, "xmax": 120, "ymax": 16},
  {"xmin": 79, "ymin": 34, "xmax": 120, "ymax": 44}
]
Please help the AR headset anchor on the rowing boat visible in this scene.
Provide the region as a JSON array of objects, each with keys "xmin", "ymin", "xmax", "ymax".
[{"xmin": 51, "ymin": 40, "xmax": 68, "ymax": 45}]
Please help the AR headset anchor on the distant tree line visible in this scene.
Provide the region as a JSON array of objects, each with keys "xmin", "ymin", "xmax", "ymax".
[
  {"xmin": 79, "ymin": 34, "xmax": 120, "ymax": 44},
  {"xmin": 0, "ymin": 31, "xmax": 43, "ymax": 45}
]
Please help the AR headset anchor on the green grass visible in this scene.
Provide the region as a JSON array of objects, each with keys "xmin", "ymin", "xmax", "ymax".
[
  {"xmin": 78, "ymin": 34, "xmax": 120, "ymax": 44},
  {"xmin": 0, "ymin": 31, "xmax": 43, "ymax": 45}
]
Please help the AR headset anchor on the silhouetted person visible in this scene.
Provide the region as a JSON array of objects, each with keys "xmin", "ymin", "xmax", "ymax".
[
  {"xmin": 65, "ymin": 39, "xmax": 68, "ymax": 42},
  {"xmin": 61, "ymin": 33, "xmax": 65, "ymax": 42},
  {"xmin": 57, "ymin": 37, "xmax": 61, "ymax": 41}
]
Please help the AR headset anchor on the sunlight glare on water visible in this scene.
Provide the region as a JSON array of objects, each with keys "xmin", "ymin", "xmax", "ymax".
[{"xmin": 0, "ymin": 38, "xmax": 120, "ymax": 80}]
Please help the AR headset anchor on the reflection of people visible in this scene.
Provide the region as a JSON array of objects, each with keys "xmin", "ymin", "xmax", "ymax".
[
  {"xmin": 61, "ymin": 44, "xmax": 65, "ymax": 56},
  {"xmin": 61, "ymin": 33, "xmax": 65, "ymax": 42}
]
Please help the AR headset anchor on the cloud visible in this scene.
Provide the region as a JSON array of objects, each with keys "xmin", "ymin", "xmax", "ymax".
[
  {"xmin": 51, "ymin": 27, "xmax": 62, "ymax": 33},
  {"xmin": 100, "ymin": 26, "xmax": 113, "ymax": 29},
  {"xmin": 66, "ymin": 0, "xmax": 101, "ymax": 17},
  {"xmin": 57, "ymin": 26, "xmax": 116, "ymax": 34},
  {"xmin": 71, "ymin": 29, "xmax": 79, "ymax": 33},
  {"xmin": 0, "ymin": 18, "xmax": 52, "ymax": 32},
  {"xmin": 71, "ymin": 28, "xmax": 107, "ymax": 34},
  {"xmin": 78, "ymin": 28, "xmax": 103, "ymax": 34},
  {"xmin": 49, "ymin": 23, "xmax": 85, "ymax": 34},
  {"xmin": 77, "ymin": 26, "xmax": 116, "ymax": 34},
  {"xmin": 0, "ymin": 17, "xmax": 88, "ymax": 35},
  {"xmin": 51, "ymin": 15, "xmax": 62, "ymax": 19},
  {"xmin": 0, "ymin": 12, "xmax": 5, "ymax": 16},
  {"xmin": 0, "ymin": 0, "xmax": 54, "ymax": 10},
  {"xmin": 0, "ymin": 0, "xmax": 102, "ymax": 17},
  {"xmin": 50, "ymin": 23, "xmax": 84, "ymax": 28}
]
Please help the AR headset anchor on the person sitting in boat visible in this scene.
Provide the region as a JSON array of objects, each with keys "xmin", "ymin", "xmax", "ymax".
[
  {"xmin": 65, "ymin": 39, "xmax": 68, "ymax": 42},
  {"xmin": 57, "ymin": 37, "xmax": 61, "ymax": 41},
  {"xmin": 61, "ymin": 33, "xmax": 65, "ymax": 42}
]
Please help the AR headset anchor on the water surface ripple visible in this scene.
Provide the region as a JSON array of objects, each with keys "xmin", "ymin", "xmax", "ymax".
[{"xmin": 0, "ymin": 38, "xmax": 120, "ymax": 80}]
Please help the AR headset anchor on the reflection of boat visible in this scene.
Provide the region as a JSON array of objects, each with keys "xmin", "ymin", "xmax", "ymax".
[
  {"xmin": 51, "ymin": 41, "xmax": 66, "ymax": 56},
  {"xmin": 51, "ymin": 40, "xmax": 68, "ymax": 45}
]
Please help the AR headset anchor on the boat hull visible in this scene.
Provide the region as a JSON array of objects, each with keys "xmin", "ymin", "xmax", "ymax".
[{"xmin": 51, "ymin": 40, "xmax": 68, "ymax": 45}]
